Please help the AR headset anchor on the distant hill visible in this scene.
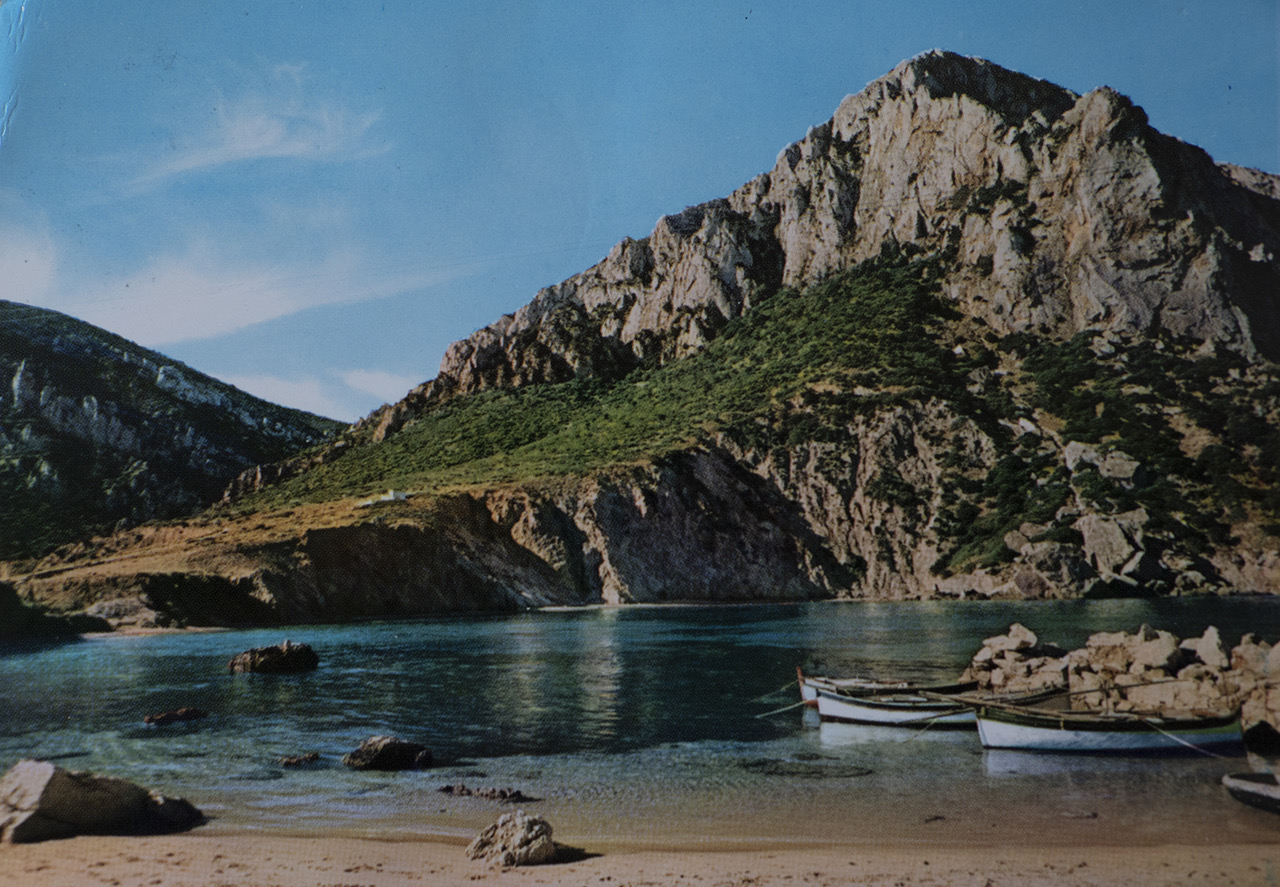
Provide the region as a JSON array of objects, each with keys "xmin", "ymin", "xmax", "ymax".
[
  {"xmin": 0, "ymin": 300, "xmax": 342, "ymax": 560},
  {"xmin": 8, "ymin": 51, "xmax": 1280, "ymax": 630}
]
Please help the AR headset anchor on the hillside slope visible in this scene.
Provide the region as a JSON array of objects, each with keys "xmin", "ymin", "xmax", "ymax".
[
  {"xmin": 0, "ymin": 301, "xmax": 342, "ymax": 560},
  {"xmin": 8, "ymin": 51, "xmax": 1280, "ymax": 629}
]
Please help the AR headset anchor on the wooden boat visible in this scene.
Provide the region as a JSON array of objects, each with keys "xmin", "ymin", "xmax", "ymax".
[
  {"xmin": 814, "ymin": 685, "xmax": 978, "ymax": 727},
  {"xmin": 974, "ymin": 701, "xmax": 1244, "ymax": 753},
  {"xmin": 797, "ymin": 666, "xmax": 976, "ymax": 710},
  {"xmin": 1222, "ymin": 772, "xmax": 1280, "ymax": 814},
  {"xmin": 796, "ymin": 667, "xmax": 925, "ymax": 707}
]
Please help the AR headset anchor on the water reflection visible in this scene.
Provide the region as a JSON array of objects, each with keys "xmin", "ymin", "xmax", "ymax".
[{"xmin": 0, "ymin": 597, "xmax": 1276, "ymax": 837}]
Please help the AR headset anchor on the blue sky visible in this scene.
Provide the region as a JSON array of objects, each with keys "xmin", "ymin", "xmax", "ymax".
[{"xmin": 1, "ymin": 1, "xmax": 1276, "ymax": 422}]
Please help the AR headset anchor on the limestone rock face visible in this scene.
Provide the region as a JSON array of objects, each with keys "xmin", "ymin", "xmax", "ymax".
[
  {"xmin": 0, "ymin": 760, "xmax": 202, "ymax": 843},
  {"xmin": 354, "ymin": 50, "xmax": 1280, "ymax": 445},
  {"xmin": 0, "ymin": 301, "xmax": 341, "ymax": 560},
  {"xmin": 466, "ymin": 810, "xmax": 556, "ymax": 867}
]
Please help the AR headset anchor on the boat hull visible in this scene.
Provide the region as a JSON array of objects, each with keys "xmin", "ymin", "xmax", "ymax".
[
  {"xmin": 1222, "ymin": 772, "xmax": 1280, "ymax": 815},
  {"xmin": 975, "ymin": 706, "xmax": 1243, "ymax": 753},
  {"xmin": 815, "ymin": 687, "xmax": 976, "ymax": 727}
]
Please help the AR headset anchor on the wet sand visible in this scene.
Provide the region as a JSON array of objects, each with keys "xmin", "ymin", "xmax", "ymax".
[{"xmin": 1, "ymin": 827, "xmax": 1276, "ymax": 886}]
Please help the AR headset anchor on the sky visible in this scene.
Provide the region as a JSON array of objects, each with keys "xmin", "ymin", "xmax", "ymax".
[{"xmin": 1, "ymin": 1, "xmax": 1276, "ymax": 422}]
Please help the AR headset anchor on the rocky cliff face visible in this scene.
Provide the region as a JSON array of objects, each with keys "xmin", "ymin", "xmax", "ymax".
[
  {"xmin": 353, "ymin": 50, "xmax": 1279, "ymax": 445},
  {"xmin": 0, "ymin": 301, "xmax": 342, "ymax": 559},
  {"xmin": 10, "ymin": 52, "xmax": 1280, "ymax": 629}
]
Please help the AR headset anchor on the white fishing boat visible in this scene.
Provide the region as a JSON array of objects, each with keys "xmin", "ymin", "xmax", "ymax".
[
  {"xmin": 796, "ymin": 667, "xmax": 918, "ymax": 706},
  {"xmin": 796, "ymin": 666, "xmax": 975, "ymax": 709},
  {"xmin": 974, "ymin": 702, "xmax": 1244, "ymax": 753},
  {"xmin": 814, "ymin": 685, "xmax": 978, "ymax": 727},
  {"xmin": 1222, "ymin": 772, "xmax": 1280, "ymax": 814}
]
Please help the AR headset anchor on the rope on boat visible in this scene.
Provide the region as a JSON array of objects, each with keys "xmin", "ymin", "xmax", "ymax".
[
  {"xmin": 751, "ymin": 680, "xmax": 798, "ymax": 703},
  {"xmin": 1139, "ymin": 718, "xmax": 1237, "ymax": 759},
  {"xmin": 899, "ymin": 715, "xmax": 940, "ymax": 743},
  {"xmin": 754, "ymin": 699, "xmax": 809, "ymax": 718}
]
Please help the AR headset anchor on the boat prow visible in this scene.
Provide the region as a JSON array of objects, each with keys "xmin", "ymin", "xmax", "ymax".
[{"xmin": 1222, "ymin": 771, "xmax": 1280, "ymax": 814}]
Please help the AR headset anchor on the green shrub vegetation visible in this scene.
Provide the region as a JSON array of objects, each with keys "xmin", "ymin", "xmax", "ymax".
[
  {"xmin": 237, "ymin": 257, "xmax": 961, "ymax": 508},
  {"xmin": 225, "ymin": 259, "xmax": 1280, "ymax": 585}
]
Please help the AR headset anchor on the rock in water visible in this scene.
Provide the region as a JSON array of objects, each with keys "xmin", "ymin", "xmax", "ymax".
[
  {"xmin": 341, "ymin": 735, "xmax": 433, "ymax": 770},
  {"xmin": 143, "ymin": 706, "xmax": 208, "ymax": 725},
  {"xmin": 466, "ymin": 810, "xmax": 556, "ymax": 867},
  {"xmin": 227, "ymin": 639, "xmax": 319, "ymax": 674},
  {"xmin": 0, "ymin": 760, "xmax": 202, "ymax": 843}
]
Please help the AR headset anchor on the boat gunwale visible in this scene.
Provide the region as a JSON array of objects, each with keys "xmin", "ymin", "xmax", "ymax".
[{"xmin": 973, "ymin": 703, "xmax": 1242, "ymax": 733}]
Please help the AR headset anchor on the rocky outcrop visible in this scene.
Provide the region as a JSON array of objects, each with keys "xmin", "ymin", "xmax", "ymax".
[
  {"xmin": 964, "ymin": 624, "xmax": 1280, "ymax": 735},
  {"xmin": 0, "ymin": 301, "xmax": 341, "ymax": 560},
  {"xmin": 227, "ymin": 640, "xmax": 319, "ymax": 674},
  {"xmin": 341, "ymin": 735, "xmax": 433, "ymax": 771},
  {"xmin": 0, "ymin": 760, "xmax": 202, "ymax": 843},
  {"xmin": 7, "ymin": 53, "xmax": 1280, "ymax": 623},
  {"xmin": 348, "ymin": 50, "xmax": 1279, "ymax": 447},
  {"xmin": 466, "ymin": 810, "xmax": 556, "ymax": 867}
]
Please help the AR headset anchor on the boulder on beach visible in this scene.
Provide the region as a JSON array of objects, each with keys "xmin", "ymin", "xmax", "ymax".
[
  {"xmin": 466, "ymin": 810, "xmax": 556, "ymax": 867},
  {"xmin": 341, "ymin": 735, "xmax": 432, "ymax": 771},
  {"xmin": 0, "ymin": 759, "xmax": 203, "ymax": 844},
  {"xmin": 227, "ymin": 639, "xmax": 319, "ymax": 674},
  {"xmin": 280, "ymin": 752, "xmax": 321, "ymax": 767},
  {"xmin": 143, "ymin": 706, "xmax": 208, "ymax": 726}
]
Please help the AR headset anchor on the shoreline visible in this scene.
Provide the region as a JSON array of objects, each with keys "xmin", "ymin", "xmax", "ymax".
[{"xmin": 1, "ymin": 830, "xmax": 1275, "ymax": 886}]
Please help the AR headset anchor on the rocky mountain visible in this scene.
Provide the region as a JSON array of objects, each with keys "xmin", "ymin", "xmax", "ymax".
[
  {"xmin": 8, "ymin": 51, "xmax": 1280, "ymax": 630},
  {"xmin": 0, "ymin": 301, "xmax": 343, "ymax": 561},
  {"xmin": 343, "ymin": 50, "xmax": 1279, "ymax": 445}
]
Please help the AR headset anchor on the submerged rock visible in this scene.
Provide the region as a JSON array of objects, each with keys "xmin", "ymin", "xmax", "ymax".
[
  {"xmin": 439, "ymin": 784, "xmax": 535, "ymax": 803},
  {"xmin": 227, "ymin": 640, "xmax": 319, "ymax": 674},
  {"xmin": 0, "ymin": 759, "xmax": 202, "ymax": 843},
  {"xmin": 466, "ymin": 810, "xmax": 556, "ymax": 867},
  {"xmin": 143, "ymin": 706, "xmax": 208, "ymax": 726},
  {"xmin": 341, "ymin": 735, "xmax": 432, "ymax": 771}
]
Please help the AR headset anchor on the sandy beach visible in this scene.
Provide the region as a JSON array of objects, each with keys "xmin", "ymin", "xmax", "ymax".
[{"xmin": 1, "ymin": 829, "xmax": 1276, "ymax": 887}]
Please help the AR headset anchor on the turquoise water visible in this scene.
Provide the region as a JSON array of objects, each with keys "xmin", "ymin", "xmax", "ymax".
[{"xmin": 1, "ymin": 597, "xmax": 1277, "ymax": 846}]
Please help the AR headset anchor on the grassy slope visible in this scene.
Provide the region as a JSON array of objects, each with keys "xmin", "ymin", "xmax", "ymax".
[{"xmin": 231, "ymin": 257, "xmax": 1280, "ymax": 580}]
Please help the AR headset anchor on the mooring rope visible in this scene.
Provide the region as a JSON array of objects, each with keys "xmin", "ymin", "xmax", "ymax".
[
  {"xmin": 750, "ymin": 679, "xmax": 798, "ymax": 704},
  {"xmin": 1139, "ymin": 717, "xmax": 1238, "ymax": 758},
  {"xmin": 754, "ymin": 699, "xmax": 809, "ymax": 718}
]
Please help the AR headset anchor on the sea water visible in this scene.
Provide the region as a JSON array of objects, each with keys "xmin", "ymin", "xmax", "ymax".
[{"xmin": 1, "ymin": 597, "xmax": 1277, "ymax": 847}]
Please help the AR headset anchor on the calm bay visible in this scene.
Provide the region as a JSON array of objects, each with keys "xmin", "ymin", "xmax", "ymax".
[{"xmin": 2, "ymin": 597, "xmax": 1277, "ymax": 848}]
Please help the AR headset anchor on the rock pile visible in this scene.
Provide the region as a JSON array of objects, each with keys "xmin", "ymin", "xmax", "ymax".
[
  {"xmin": 465, "ymin": 810, "xmax": 556, "ymax": 867},
  {"xmin": 227, "ymin": 640, "xmax": 319, "ymax": 674},
  {"xmin": 964, "ymin": 623, "xmax": 1280, "ymax": 731},
  {"xmin": 0, "ymin": 760, "xmax": 202, "ymax": 843}
]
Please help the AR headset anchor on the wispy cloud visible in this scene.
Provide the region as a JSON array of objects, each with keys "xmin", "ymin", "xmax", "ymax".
[
  {"xmin": 131, "ymin": 63, "xmax": 388, "ymax": 188},
  {"xmin": 337, "ymin": 368, "xmax": 423, "ymax": 405},
  {"xmin": 64, "ymin": 244, "xmax": 469, "ymax": 347},
  {"xmin": 222, "ymin": 367, "xmax": 424, "ymax": 423},
  {"xmin": 221, "ymin": 372, "xmax": 357, "ymax": 422},
  {"xmin": 0, "ymin": 205, "xmax": 57, "ymax": 305}
]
